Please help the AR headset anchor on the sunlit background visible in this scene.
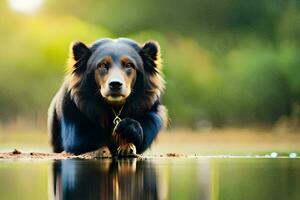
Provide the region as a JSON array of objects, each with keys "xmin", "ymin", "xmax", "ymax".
[
  {"xmin": 8, "ymin": 0, "xmax": 43, "ymax": 14},
  {"xmin": 1, "ymin": 1, "xmax": 300, "ymax": 199},
  {"xmin": 0, "ymin": 0, "xmax": 300, "ymax": 153}
]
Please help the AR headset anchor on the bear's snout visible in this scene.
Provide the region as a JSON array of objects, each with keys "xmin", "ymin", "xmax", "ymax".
[{"xmin": 109, "ymin": 79, "xmax": 123, "ymax": 92}]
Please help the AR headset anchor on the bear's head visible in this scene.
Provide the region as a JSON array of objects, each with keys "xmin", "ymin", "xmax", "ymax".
[{"xmin": 67, "ymin": 38, "xmax": 165, "ymax": 121}]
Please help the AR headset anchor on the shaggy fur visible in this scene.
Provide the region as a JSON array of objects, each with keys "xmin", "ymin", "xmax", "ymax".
[{"xmin": 48, "ymin": 38, "xmax": 167, "ymax": 155}]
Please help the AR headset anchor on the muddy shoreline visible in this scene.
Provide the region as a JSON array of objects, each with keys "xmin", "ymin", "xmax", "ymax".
[
  {"xmin": 0, "ymin": 149, "xmax": 185, "ymax": 160},
  {"xmin": 1, "ymin": 149, "xmax": 298, "ymax": 160}
]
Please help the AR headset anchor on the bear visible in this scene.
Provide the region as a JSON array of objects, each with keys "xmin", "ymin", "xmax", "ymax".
[{"xmin": 47, "ymin": 38, "xmax": 167, "ymax": 157}]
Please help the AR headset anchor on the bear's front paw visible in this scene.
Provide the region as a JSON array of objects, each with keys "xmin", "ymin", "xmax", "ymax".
[{"xmin": 113, "ymin": 118, "xmax": 143, "ymax": 147}]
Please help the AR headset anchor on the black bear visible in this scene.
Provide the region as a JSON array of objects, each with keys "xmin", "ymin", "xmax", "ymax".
[{"xmin": 48, "ymin": 38, "xmax": 167, "ymax": 156}]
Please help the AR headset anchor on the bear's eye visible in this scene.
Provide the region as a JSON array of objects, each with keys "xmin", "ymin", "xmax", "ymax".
[
  {"xmin": 98, "ymin": 62, "xmax": 109, "ymax": 70},
  {"xmin": 125, "ymin": 62, "xmax": 134, "ymax": 69}
]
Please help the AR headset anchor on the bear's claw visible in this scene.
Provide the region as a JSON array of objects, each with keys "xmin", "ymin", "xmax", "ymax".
[{"xmin": 117, "ymin": 143, "xmax": 137, "ymax": 157}]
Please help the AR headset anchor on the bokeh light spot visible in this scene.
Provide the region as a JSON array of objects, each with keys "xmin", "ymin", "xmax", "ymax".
[{"xmin": 8, "ymin": 0, "xmax": 43, "ymax": 14}]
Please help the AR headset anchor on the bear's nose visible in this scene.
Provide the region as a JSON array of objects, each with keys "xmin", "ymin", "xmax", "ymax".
[{"xmin": 109, "ymin": 81, "xmax": 123, "ymax": 91}]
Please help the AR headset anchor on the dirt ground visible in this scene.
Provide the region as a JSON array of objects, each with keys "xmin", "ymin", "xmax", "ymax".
[
  {"xmin": 0, "ymin": 148, "xmax": 185, "ymax": 160},
  {"xmin": 0, "ymin": 150, "xmax": 76, "ymax": 160}
]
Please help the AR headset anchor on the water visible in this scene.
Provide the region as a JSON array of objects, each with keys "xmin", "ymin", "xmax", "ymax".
[{"xmin": 0, "ymin": 158, "xmax": 299, "ymax": 200}]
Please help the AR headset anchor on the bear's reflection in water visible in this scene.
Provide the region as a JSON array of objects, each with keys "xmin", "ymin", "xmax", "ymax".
[{"xmin": 50, "ymin": 159, "xmax": 158, "ymax": 200}]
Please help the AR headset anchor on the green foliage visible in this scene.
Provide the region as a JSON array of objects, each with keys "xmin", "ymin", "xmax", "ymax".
[{"xmin": 0, "ymin": 0, "xmax": 300, "ymax": 127}]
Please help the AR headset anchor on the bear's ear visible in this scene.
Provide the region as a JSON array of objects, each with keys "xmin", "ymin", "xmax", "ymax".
[
  {"xmin": 71, "ymin": 41, "xmax": 91, "ymax": 73},
  {"xmin": 140, "ymin": 41, "xmax": 160, "ymax": 61},
  {"xmin": 140, "ymin": 41, "xmax": 161, "ymax": 73}
]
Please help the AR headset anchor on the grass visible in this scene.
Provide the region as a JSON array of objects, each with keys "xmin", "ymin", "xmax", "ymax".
[
  {"xmin": 1, "ymin": 126, "xmax": 300, "ymax": 156},
  {"xmin": 150, "ymin": 128, "xmax": 300, "ymax": 155}
]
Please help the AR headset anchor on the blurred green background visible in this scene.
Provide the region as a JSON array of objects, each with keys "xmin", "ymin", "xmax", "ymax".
[
  {"xmin": 1, "ymin": 2, "xmax": 300, "ymax": 199},
  {"xmin": 0, "ymin": 0, "xmax": 300, "ymax": 130}
]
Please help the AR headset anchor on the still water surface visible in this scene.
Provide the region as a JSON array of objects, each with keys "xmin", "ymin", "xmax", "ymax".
[{"xmin": 0, "ymin": 158, "xmax": 299, "ymax": 200}]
